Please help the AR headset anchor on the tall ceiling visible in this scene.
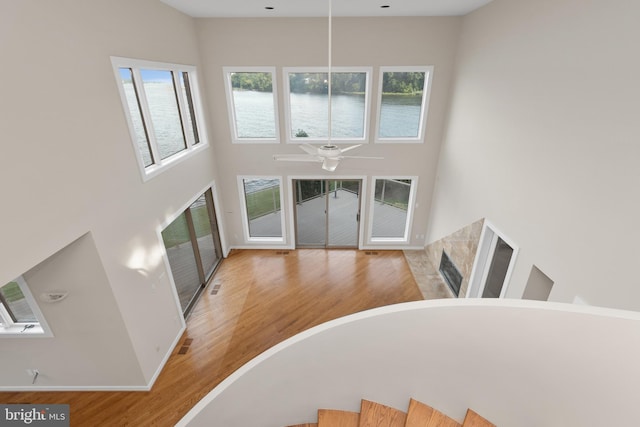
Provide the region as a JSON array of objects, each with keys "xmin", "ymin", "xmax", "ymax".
[{"xmin": 159, "ymin": 0, "xmax": 494, "ymax": 18}]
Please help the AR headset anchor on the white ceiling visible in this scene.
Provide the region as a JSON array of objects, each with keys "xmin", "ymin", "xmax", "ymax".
[{"xmin": 159, "ymin": 0, "xmax": 494, "ymax": 18}]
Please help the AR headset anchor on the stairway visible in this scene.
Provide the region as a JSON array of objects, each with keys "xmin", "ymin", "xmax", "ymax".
[{"xmin": 286, "ymin": 398, "xmax": 495, "ymax": 427}]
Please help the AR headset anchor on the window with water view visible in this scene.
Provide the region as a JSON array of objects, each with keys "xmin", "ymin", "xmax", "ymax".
[
  {"xmin": 224, "ymin": 68, "xmax": 279, "ymax": 143},
  {"xmin": 376, "ymin": 67, "xmax": 433, "ymax": 142},
  {"xmin": 112, "ymin": 57, "xmax": 207, "ymax": 180},
  {"xmin": 283, "ymin": 67, "xmax": 371, "ymax": 142}
]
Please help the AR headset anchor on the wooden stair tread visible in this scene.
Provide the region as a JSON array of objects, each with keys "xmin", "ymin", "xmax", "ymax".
[
  {"xmin": 359, "ymin": 399, "xmax": 407, "ymax": 427},
  {"xmin": 406, "ymin": 399, "xmax": 461, "ymax": 427},
  {"xmin": 318, "ymin": 409, "xmax": 360, "ymax": 426},
  {"xmin": 462, "ymin": 409, "xmax": 495, "ymax": 427}
]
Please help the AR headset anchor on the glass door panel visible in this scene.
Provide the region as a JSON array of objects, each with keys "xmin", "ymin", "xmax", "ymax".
[
  {"xmin": 295, "ymin": 180, "xmax": 327, "ymax": 247},
  {"xmin": 482, "ymin": 237, "xmax": 514, "ymax": 298},
  {"xmin": 162, "ymin": 212, "xmax": 202, "ymax": 313},
  {"xmin": 327, "ymin": 180, "xmax": 361, "ymax": 247},
  {"xmin": 162, "ymin": 188, "xmax": 224, "ymax": 317},
  {"xmin": 295, "ymin": 179, "xmax": 361, "ymax": 248},
  {"xmin": 188, "ymin": 191, "xmax": 222, "ymax": 280}
]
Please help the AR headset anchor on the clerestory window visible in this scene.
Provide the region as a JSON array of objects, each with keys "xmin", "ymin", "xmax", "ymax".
[
  {"xmin": 111, "ymin": 57, "xmax": 208, "ymax": 181},
  {"xmin": 223, "ymin": 67, "xmax": 279, "ymax": 143},
  {"xmin": 375, "ymin": 66, "xmax": 433, "ymax": 143},
  {"xmin": 283, "ymin": 67, "xmax": 372, "ymax": 143}
]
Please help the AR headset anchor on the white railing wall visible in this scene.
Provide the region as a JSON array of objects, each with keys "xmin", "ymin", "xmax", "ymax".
[{"xmin": 177, "ymin": 299, "xmax": 640, "ymax": 427}]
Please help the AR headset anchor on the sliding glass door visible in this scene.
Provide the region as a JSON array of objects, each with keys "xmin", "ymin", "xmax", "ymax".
[
  {"xmin": 294, "ymin": 180, "xmax": 361, "ymax": 248},
  {"xmin": 162, "ymin": 188, "xmax": 223, "ymax": 317}
]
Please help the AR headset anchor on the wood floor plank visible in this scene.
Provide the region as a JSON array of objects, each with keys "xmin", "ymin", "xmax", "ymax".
[
  {"xmin": 0, "ymin": 249, "xmax": 423, "ymax": 426},
  {"xmin": 359, "ymin": 399, "xmax": 407, "ymax": 427},
  {"xmin": 318, "ymin": 409, "xmax": 360, "ymax": 426},
  {"xmin": 462, "ymin": 409, "xmax": 495, "ymax": 427}
]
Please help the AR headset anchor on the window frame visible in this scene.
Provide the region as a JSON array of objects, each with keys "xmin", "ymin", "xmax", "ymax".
[
  {"xmin": 374, "ymin": 66, "xmax": 434, "ymax": 144},
  {"xmin": 223, "ymin": 67, "xmax": 280, "ymax": 144},
  {"xmin": 367, "ymin": 176, "xmax": 418, "ymax": 244},
  {"xmin": 0, "ymin": 276, "xmax": 52, "ymax": 337},
  {"xmin": 282, "ymin": 66, "xmax": 373, "ymax": 144},
  {"xmin": 237, "ymin": 176, "xmax": 287, "ymax": 244},
  {"xmin": 111, "ymin": 56, "xmax": 209, "ymax": 181}
]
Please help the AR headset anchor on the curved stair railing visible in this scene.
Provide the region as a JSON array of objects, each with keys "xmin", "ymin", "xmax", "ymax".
[{"xmin": 177, "ymin": 299, "xmax": 640, "ymax": 426}]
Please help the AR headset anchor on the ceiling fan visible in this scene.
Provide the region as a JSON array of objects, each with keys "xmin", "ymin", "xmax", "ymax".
[
  {"xmin": 273, "ymin": 0, "xmax": 383, "ymax": 172},
  {"xmin": 273, "ymin": 143, "xmax": 382, "ymax": 171}
]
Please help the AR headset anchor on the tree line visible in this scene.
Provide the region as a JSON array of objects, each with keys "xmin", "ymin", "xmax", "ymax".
[{"xmin": 231, "ymin": 71, "xmax": 424, "ymax": 95}]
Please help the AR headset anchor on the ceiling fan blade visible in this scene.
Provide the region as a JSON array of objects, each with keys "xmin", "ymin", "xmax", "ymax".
[
  {"xmin": 338, "ymin": 144, "xmax": 362, "ymax": 154},
  {"xmin": 273, "ymin": 154, "xmax": 321, "ymax": 163},
  {"xmin": 299, "ymin": 144, "xmax": 319, "ymax": 156},
  {"xmin": 322, "ymin": 158, "xmax": 340, "ymax": 171},
  {"xmin": 341, "ymin": 155, "xmax": 384, "ymax": 160}
]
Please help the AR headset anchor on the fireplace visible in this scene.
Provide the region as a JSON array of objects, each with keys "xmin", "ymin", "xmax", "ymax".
[{"xmin": 439, "ymin": 250, "xmax": 462, "ymax": 297}]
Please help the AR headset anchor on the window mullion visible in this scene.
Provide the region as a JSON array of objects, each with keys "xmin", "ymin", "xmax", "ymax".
[
  {"xmin": 132, "ymin": 68, "xmax": 162, "ymax": 166},
  {"xmin": 173, "ymin": 71, "xmax": 193, "ymax": 148}
]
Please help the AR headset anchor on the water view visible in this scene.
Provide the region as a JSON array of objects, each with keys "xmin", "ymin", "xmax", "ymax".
[{"xmin": 232, "ymin": 90, "xmax": 422, "ymax": 139}]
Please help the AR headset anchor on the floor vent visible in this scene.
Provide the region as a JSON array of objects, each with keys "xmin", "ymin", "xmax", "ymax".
[
  {"xmin": 178, "ymin": 338, "xmax": 193, "ymax": 355},
  {"xmin": 365, "ymin": 251, "xmax": 379, "ymax": 255},
  {"xmin": 210, "ymin": 280, "xmax": 222, "ymax": 295},
  {"xmin": 275, "ymin": 251, "xmax": 290, "ymax": 255}
]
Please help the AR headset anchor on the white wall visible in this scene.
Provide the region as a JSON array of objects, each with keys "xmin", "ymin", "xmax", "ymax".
[
  {"xmin": 0, "ymin": 0, "xmax": 218, "ymax": 387},
  {"xmin": 195, "ymin": 17, "xmax": 461, "ymax": 249},
  {"xmin": 427, "ymin": 0, "xmax": 640, "ymax": 310},
  {"xmin": 178, "ymin": 300, "xmax": 640, "ymax": 427}
]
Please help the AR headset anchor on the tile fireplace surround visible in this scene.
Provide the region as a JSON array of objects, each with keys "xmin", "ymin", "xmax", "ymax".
[{"xmin": 404, "ymin": 218, "xmax": 484, "ymax": 300}]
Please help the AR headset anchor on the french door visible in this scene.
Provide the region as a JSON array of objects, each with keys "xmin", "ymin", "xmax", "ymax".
[
  {"xmin": 467, "ymin": 222, "xmax": 517, "ymax": 298},
  {"xmin": 294, "ymin": 179, "xmax": 362, "ymax": 248},
  {"xmin": 161, "ymin": 188, "xmax": 223, "ymax": 317}
]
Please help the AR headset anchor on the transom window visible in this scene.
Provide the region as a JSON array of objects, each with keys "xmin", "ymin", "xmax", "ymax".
[
  {"xmin": 0, "ymin": 277, "xmax": 51, "ymax": 337},
  {"xmin": 223, "ymin": 67, "xmax": 279, "ymax": 143},
  {"xmin": 375, "ymin": 66, "xmax": 433, "ymax": 143},
  {"xmin": 283, "ymin": 67, "xmax": 372, "ymax": 143},
  {"xmin": 111, "ymin": 57, "xmax": 208, "ymax": 180}
]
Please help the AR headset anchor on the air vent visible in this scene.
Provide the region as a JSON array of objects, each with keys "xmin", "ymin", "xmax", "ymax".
[
  {"xmin": 365, "ymin": 251, "xmax": 379, "ymax": 255},
  {"xmin": 210, "ymin": 280, "xmax": 222, "ymax": 295}
]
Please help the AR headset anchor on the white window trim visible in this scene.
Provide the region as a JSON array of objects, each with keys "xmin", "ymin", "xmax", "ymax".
[
  {"xmin": 237, "ymin": 176, "xmax": 287, "ymax": 244},
  {"xmin": 223, "ymin": 67, "xmax": 280, "ymax": 144},
  {"xmin": 0, "ymin": 276, "xmax": 53, "ymax": 338},
  {"xmin": 375, "ymin": 66, "xmax": 434, "ymax": 144},
  {"xmin": 282, "ymin": 66, "xmax": 373, "ymax": 144},
  {"xmin": 367, "ymin": 176, "xmax": 418, "ymax": 244},
  {"xmin": 111, "ymin": 56, "xmax": 210, "ymax": 182}
]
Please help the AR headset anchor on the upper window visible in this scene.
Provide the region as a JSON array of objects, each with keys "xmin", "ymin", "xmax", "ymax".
[
  {"xmin": 223, "ymin": 67, "xmax": 279, "ymax": 143},
  {"xmin": 283, "ymin": 67, "xmax": 372, "ymax": 143},
  {"xmin": 368, "ymin": 177, "xmax": 417, "ymax": 243},
  {"xmin": 375, "ymin": 66, "xmax": 433, "ymax": 143},
  {"xmin": 0, "ymin": 277, "xmax": 51, "ymax": 337},
  {"xmin": 111, "ymin": 57, "xmax": 208, "ymax": 180}
]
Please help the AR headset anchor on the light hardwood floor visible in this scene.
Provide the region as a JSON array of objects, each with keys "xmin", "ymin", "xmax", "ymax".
[{"xmin": 0, "ymin": 249, "xmax": 423, "ymax": 426}]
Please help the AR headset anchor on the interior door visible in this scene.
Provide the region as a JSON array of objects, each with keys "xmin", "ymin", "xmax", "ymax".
[{"xmin": 294, "ymin": 179, "xmax": 361, "ymax": 248}]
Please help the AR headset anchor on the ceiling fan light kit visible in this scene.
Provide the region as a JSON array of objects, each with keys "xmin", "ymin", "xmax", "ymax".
[{"xmin": 273, "ymin": 0, "xmax": 383, "ymax": 171}]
